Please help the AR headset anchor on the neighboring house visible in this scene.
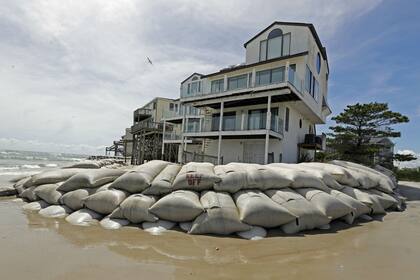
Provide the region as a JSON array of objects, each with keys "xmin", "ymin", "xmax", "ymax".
[
  {"xmin": 163, "ymin": 21, "xmax": 331, "ymax": 164},
  {"xmin": 131, "ymin": 97, "xmax": 201, "ymax": 164},
  {"xmin": 105, "ymin": 128, "xmax": 133, "ymax": 162},
  {"xmin": 371, "ymin": 137, "xmax": 395, "ymax": 168}
]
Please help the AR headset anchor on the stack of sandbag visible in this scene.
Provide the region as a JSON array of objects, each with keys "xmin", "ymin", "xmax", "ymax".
[{"xmin": 13, "ymin": 160, "xmax": 404, "ymax": 238}]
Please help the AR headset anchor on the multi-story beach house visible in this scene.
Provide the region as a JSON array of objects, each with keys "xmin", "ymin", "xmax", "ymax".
[{"xmin": 163, "ymin": 21, "xmax": 331, "ymax": 164}]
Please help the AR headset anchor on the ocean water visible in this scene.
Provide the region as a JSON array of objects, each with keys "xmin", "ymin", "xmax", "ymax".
[{"xmin": 0, "ymin": 150, "xmax": 87, "ymax": 186}]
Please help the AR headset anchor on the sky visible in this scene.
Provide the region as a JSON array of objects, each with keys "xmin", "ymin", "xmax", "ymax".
[{"xmin": 0, "ymin": 0, "xmax": 419, "ymax": 164}]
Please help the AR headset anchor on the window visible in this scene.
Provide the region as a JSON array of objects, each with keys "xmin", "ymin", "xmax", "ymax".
[
  {"xmin": 259, "ymin": 40, "xmax": 267, "ymax": 61},
  {"xmin": 305, "ymin": 65, "xmax": 312, "ymax": 93},
  {"xmin": 211, "ymin": 112, "xmax": 236, "ymax": 131},
  {"xmin": 316, "ymin": 52, "xmax": 321, "ymax": 74},
  {"xmin": 299, "ymin": 119, "xmax": 302, "ymax": 128},
  {"xmin": 175, "ymin": 104, "xmax": 178, "ymax": 113},
  {"xmin": 259, "ymin": 29, "xmax": 291, "ymax": 62},
  {"xmin": 255, "ymin": 67, "xmax": 284, "ymax": 86},
  {"xmin": 248, "ymin": 109, "xmax": 266, "ymax": 130},
  {"xmin": 279, "ymin": 153, "xmax": 283, "ymax": 163},
  {"xmin": 289, "ymin": 64, "xmax": 296, "ymax": 84},
  {"xmin": 305, "ymin": 65, "xmax": 320, "ymax": 101},
  {"xmin": 285, "ymin": 107, "xmax": 290, "ymax": 132},
  {"xmin": 169, "ymin": 103, "xmax": 174, "ymax": 111},
  {"xmin": 228, "ymin": 74, "xmax": 247, "ymax": 90},
  {"xmin": 314, "ymin": 79, "xmax": 320, "ymax": 102},
  {"xmin": 248, "ymin": 72, "xmax": 253, "ymax": 87},
  {"xmin": 211, "ymin": 79, "xmax": 224, "ymax": 93}
]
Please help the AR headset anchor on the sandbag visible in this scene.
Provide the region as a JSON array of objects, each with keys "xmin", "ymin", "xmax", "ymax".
[
  {"xmin": 295, "ymin": 188, "xmax": 356, "ymax": 224},
  {"xmin": 367, "ymin": 189, "xmax": 399, "ymax": 210},
  {"xmin": 20, "ymin": 186, "xmax": 39, "ymax": 201},
  {"xmin": 110, "ymin": 160, "xmax": 170, "ymax": 193},
  {"xmin": 119, "ymin": 194, "xmax": 158, "ymax": 223},
  {"xmin": 99, "ymin": 216, "xmax": 130, "ymax": 230},
  {"xmin": 268, "ymin": 164, "xmax": 330, "ymax": 191},
  {"xmin": 65, "ymin": 208, "xmax": 103, "ymax": 226},
  {"xmin": 83, "ymin": 189, "xmax": 128, "ymax": 215},
  {"xmin": 39, "ymin": 205, "xmax": 73, "ymax": 218},
  {"xmin": 236, "ymin": 226, "xmax": 267, "ymax": 240},
  {"xmin": 298, "ymin": 162, "xmax": 359, "ymax": 187},
  {"xmin": 325, "ymin": 188, "xmax": 371, "ymax": 218},
  {"xmin": 179, "ymin": 222, "xmax": 192, "ymax": 232},
  {"xmin": 22, "ymin": 200, "xmax": 50, "ymax": 211},
  {"xmin": 294, "ymin": 164, "xmax": 343, "ymax": 190},
  {"xmin": 63, "ymin": 161, "xmax": 101, "ymax": 169},
  {"xmin": 339, "ymin": 186, "xmax": 385, "ymax": 214},
  {"xmin": 143, "ymin": 164, "xmax": 181, "ymax": 195},
  {"xmin": 172, "ymin": 162, "xmax": 220, "ymax": 191},
  {"xmin": 14, "ymin": 176, "xmax": 33, "ymax": 189},
  {"xmin": 142, "ymin": 220, "xmax": 176, "ymax": 235},
  {"xmin": 266, "ymin": 188, "xmax": 330, "ymax": 234},
  {"xmin": 58, "ymin": 169, "xmax": 126, "ymax": 192},
  {"xmin": 189, "ymin": 191, "xmax": 250, "ymax": 235},
  {"xmin": 214, "ymin": 163, "xmax": 292, "ymax": 193},
  {"xmin": 233, "ymin": 190, "xmax": 296, "ymax": 228},
  {"xmin": 149, "ymin": 190, "xmax": 203, "ymax": 222},
  {"xmin": 330, "ymin": 161, "xmax": 379, "ymax": 189},
  {"xmin": 27, "ymin": 168, "xmax": 85, "ymax": 187},
  {"xmin": 34, "ymin": 183, "xmax": 63, "ymax": 205},
  {"xmin": 60, "ymin": 188, "xmax": 97, "ymax": 210}
]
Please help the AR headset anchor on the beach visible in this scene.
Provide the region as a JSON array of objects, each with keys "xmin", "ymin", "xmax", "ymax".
[{"xmin": 0, "ymin": 181, "xmax": 419, "ymax": 279}]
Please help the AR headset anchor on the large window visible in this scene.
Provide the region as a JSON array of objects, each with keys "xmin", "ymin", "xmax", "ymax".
[
  {"xmin": 227, "ymin": 74, "xmax": 247, "ymax": 90},
  {"xmin": 211, "ymin": 112, "xmax": 236, "ymax": 131},
  {"xmin": 316, "ymin": 52, "xmax": 321, "ymax": 74},
  {"xmin": 305, "ymin": 65, "xmax": 320, "ymax": 102},
  {"xmin": 247, "ymin": 108, "xmax": 279, "ymax": 130},
  {"xmin": 256, "ymin": 67, "xmax": 285, "ymax": 86},
  {"xmin": 259, "ymin": 29, "xmax": 291, "ymax": 62},
  {"xmin": 211, "ymin": 79, "xmax": 224, "ymax": 93}
]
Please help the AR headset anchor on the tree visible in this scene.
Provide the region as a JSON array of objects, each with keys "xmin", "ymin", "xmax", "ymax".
[
  {"xmin": 328, "ymin": 102, "xmax": 409, "ymax": 166},
  {"xmin": 394, "ymin": 153, "xmax": 417, "ymax": 162}
]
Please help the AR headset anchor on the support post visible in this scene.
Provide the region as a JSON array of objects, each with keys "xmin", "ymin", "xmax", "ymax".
[
  {"xmin": 264, "ymin": 95, "xmax": 271, "ymax": 164},
  {"xmin": 180, "ymin": 105, "xmax": 187, "ymax": 163},
  {"xmin": 217, "ymin": 101, "xmax": 224, "ymax": 165},
  {"xmin": 161, "ymin": 120, "xmax": 166, "ymax": 160}
]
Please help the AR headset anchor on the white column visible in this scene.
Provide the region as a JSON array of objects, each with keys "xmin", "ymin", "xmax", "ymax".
[
  {"xmin": 223, "ymin": 75, "xmax": 228, "ymax": 91},
  {"xmin": 241, "ymin": 110, "xmax": 245, "ymax": 130},
  {"xmin": 251, "ymin": 68, "xmax": 256, "ymax": 87},
  {"xmin": 217, "ymin": 101, "xmax": 224, "ymax": 165},
  {"xmin": 264, "ymin": 95, "xmax": 272, "ymax": 164},
  {"xmin": 285, "ymin": 61, "xmax": 290, "ymax": 83},
  {"xmin": 161, "ymin": 120, "xmax": 166, "ymax": 159}
]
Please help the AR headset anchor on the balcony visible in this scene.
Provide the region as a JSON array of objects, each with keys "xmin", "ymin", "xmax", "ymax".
[
  {"xmin": 162, "ymin": 106, "xmax": 202, "ymax": 120},
  {"xmin": 131, "ymin": 119, "xmax": 163, "ymax": 134},
  {"xmin": 133, "ymin": 108, "xmax": 152, "ymax": 122},
  {"xmin": 180, "ymin": 66, "xmax": 304, "ymax": 101},
  {"xmin": 298, "ymin": 134, "xmax": 324, "ymax": 150}
]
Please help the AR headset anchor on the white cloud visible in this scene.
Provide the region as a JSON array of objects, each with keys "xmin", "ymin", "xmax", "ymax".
[{"xmin": 0, "ymin": 0, "xmax": 383, "ymax": 154}]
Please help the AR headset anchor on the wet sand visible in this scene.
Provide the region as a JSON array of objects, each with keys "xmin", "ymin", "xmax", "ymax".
[{"xmin": 1, "ymin": 181, "xmax": 420, "ymax": 280}]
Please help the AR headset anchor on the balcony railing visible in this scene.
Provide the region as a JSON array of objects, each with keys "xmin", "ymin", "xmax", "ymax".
[
  {"xmin": 180, "ymin": 66, "xmax": 304, "ymax": 99},
  {"xmin": 131, "ymin": 120, "xmax": 163, "ymax": 133},
  {"xmin": 162, "ymin": 107, "xmax": 202, "ymax": 119},
  {"xmin": 164, "ymin": 131, "xmax": 182, "ymax": 140}
]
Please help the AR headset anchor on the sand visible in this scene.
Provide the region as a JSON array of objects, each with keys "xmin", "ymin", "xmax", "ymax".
[{"xmin": 1, "ymin": 181, "xmax": 420, "ymax": 280}]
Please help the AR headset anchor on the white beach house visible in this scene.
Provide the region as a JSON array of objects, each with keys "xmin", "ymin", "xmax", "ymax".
[{"xmin": 162, "ymin": 21, "xmax": 331, "ymax": 165}]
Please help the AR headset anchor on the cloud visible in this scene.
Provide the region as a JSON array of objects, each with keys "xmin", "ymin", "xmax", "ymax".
[{"xmin": 0, "ymin": 0, "xmax": 383, "ymax": 154}]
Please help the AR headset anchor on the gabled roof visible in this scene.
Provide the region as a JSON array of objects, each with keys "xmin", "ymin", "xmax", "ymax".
[
  {"xmin": 243, "ymin": 21, "xmax": 328, "ymax": 62},
  {"xmin": 181, "ymin": 72, "xmax": 204, "ymax": 84}
]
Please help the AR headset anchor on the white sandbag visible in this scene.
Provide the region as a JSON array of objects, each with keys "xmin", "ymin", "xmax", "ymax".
[
  {"xmin": 142, "ymin": 220, "xmax": 176, "ymax": 235},
  {"xmin": 99, "ymin": 216, "xmax": 130, "ymax": 230},
  {"xmin": 39, "ymin": 205, "xmax": 73, "ymax": 218},
  {"xmin": 330, "ymin": 160, "xmax": 379, "ymax": 189},
  {"xmin": 14, "ymin": 177, "xmax": 32, "ymax": 195},
  {"xmin": 65, "ymin": 208, "xmax": 103, "ymax": 226},
  {"xmin": 189, "ymin": 191, "xmax": 251, "ymax": 235},
  {"xmin": 233, "ymin": 190, "xmax": 296, "ymax": 228},
  {"xmin": 58, "ymin": 169, "xmax": 126, "ymax": 192},
  {"xmin": 298, "ymin": 162, "xmax": 359, "ymax": 187},
  {"xmin": 34, "ymin": 183, "xmax": 63, "ymax": 205},
  {"xmin": 339, "ymin": 186, "xmax": 385, "ymax": 214},
  {"xmin": 149, "ymin": 190, "xmax": 203, "ymax": 222},
  {"xmin": 22, "ymin": 200, "xmax": 50, "ymax": 211},
  {"xmin": 83, "ymin": 189, "xmax": 128, "ymax": 215},
  {"xmin": 20, "ymin": 186, "xmax": 39, "ymax": 201},
  {"xmin": 214, "ymin": 163, "xmax": 292, "ymax": 193},
  {"xmin": 325, "ymin": 188, "xmax": 371, "ymax": 218},
  {"xmin": 179, "ymin": 222, "xmax": 192, "ymax": 232},
  {"xmin": 266, "ymin": 188, "xmax": 330, "ymax": 234},
  {"xmin": 236, "ymin": 226, "xmax": 267, "ymax": 240},
  {"xmin": 110, "ymin": 160, "xmax": 170, "ymax": 193},
  {"xmin": 294, "ymin": 164, "xmax": 343, "ymax": 190},
  {"xmin": 375, "ymin": 165, "xmax": 398, "ymax": 188},
  {"xmin": 63, "ymin": 160, "xmax": 101, "ymax": 169},
  {"xmin": 143, "ymin": 164, "xmax": 181, "ymax": 195},
  {"xmin": 172, "ymin": 162, "xmax": 220, "ymax": 191},
  {"xmin": 27, "ymin": 168, "xmax": 85, "ymax": 187},
  {"xmin": 295, "ymin": 188, "xmax": 356, "ymax": 224},
  {"xmin": 109, "ymin": 206, "xmax": 124, "ymax": 219},
  {"xmin": 60, "ymin": 188, "xmax": 97, "ymax": 210},
  {"xmin": 119, "ymin": 194, "xmax": 158, "ymax": 223},
  {"xmin": 367, "ymin": 189, "xmax": 399, "ymax": 210}
]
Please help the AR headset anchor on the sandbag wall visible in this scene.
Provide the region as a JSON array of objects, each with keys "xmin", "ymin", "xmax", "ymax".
[{"xmin": 14, "ymin": 160, "xmax": 405, "ymax": 239}]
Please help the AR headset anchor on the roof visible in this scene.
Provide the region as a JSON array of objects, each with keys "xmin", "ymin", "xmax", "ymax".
[
  {"xmin": 180, "ymin": 72, "xmax": 204, "ymax": 84},
  {"xmin": 243, "ymin": 21, "xmax": 328, "ymax": 62}
]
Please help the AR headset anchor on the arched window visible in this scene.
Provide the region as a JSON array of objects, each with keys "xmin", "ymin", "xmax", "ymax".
[
  {"xmin": 192, "ymin": 76, "xmax": 198, "ymax": 81},
  {"xmin": 259, "ymin": 28, "xmax": 291, "ymax": 61},
  {"xmin": 316, "ymin": 52, "xmax": 321, "ymax": 74}
]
